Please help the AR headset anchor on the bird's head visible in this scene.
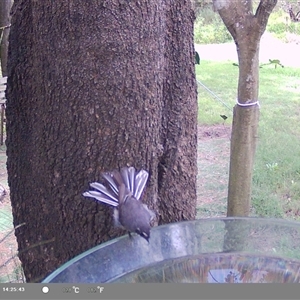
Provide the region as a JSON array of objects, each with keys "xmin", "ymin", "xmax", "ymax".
[{"xmin": 136, "ymin": 227, "xmax": 150, "ymax": 243}]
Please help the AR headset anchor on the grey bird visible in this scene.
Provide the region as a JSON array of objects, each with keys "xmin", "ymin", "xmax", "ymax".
[{"xmin": 83, "ymin": 166, "xmax": 155, "ymax": 242}]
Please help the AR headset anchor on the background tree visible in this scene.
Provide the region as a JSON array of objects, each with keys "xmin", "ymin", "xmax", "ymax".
[
  {"xmin": 0, "ymin": 0, "xmax": 13, "ymax": 76},
  {"xmin": 212, "ymin": 0, "xmax": 278, "ymax": 216},
  {"xmin": 6, "ymin": 0, "xmax": 197, "ymax": 282}
]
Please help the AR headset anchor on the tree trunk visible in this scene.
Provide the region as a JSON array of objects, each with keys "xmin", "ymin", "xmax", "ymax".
[
  {"xmin": 0, "ymin": 0, "xmax": 12, "ymax": 76},
  {"xmin": 213, "ymin": 0, "xmax": 277, "ymax": 216},
  {"xmin": 6, "ymin": 0, "xmax": 197, "ymax": 282}
]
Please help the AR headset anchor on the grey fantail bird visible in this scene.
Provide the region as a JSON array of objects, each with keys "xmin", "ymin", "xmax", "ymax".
[{"xmin": 83, "ymin": 166, "xmax": 155, "ymax": 242}]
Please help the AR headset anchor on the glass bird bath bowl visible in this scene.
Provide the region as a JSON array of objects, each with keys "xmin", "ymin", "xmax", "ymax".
[{"xmin": 42, "ymin": 217, "xmax": 300, "ymax": 283}]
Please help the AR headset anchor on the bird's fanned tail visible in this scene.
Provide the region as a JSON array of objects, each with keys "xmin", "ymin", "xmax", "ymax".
[
  {"xmin": 83, "ymin": 166, "xmax": 154, "ymax": 242},
  {"xmin": 83, "ymin": 166, "xmax": 149, "ymax": 206}
]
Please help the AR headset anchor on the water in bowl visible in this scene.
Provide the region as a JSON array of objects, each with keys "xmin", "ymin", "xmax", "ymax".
[{"xmin": 110, "ymin": 253, "xmax": 300, "ymax": 283}]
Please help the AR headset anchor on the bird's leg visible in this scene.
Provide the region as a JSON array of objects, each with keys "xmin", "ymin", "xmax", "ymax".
[{"xmin": 128, "ymin": 231, "xmax": 132, "ymax": 239}]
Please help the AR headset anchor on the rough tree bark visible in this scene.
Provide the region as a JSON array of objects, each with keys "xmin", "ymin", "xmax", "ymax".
[
  {"xmin": 0, "ymin": 0, "xmax": 13, "ymax": 76},
  {"xmin": 6, "ymin": 0, "xmax": 197, "ymax": 282},
  {"xmin": 213, "ymin": 0, "xmax": 277, "ymax": 216}
]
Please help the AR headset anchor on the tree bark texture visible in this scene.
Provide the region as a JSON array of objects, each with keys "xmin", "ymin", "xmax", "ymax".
[
  {"xmin": 6, "ymin": 0, "xmax": 197, "ymax": 282},
  {"xmin": 0, "ymin": 0, "xmax": 13, "ymax": 76},
  {"xmin": 213, "ymin": 0, "xmax": 277, "ymax": 216}
]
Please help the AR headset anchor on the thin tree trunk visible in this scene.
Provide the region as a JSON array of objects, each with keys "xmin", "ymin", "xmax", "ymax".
[
  {"xmin": 213, "ymin": 0, "xmax": 277, "ymax": 216},
  {"xmin": 7, "ymin": 0, "xmax": 197, "ymax": 282},
  {"xmin": 227, "ymin": 43, "xmax": 260, "ymax": 216}
]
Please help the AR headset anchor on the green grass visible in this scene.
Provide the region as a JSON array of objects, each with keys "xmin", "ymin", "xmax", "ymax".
[
  {"xmin": 196, "ymin": 61, "xmax": 300, "ymax": 220},
  {"xmin": 196, "ymin": 61, "xmax": 238, "ymax": 123}
]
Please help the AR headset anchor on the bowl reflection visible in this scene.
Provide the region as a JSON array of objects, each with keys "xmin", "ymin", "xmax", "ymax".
[{"xmin": 42, "ymin": 217, "xmax": 300, "ymax": 283}]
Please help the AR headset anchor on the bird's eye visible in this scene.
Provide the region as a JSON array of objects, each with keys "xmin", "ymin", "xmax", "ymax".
[{"xmin": 136, "ymin": 229, "xmax": 148, "ymax": 238}]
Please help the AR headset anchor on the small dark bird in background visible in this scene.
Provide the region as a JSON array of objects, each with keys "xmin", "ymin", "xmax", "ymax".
[
  {"xmin": 195, "ymin": 51, "xmax": 200, "ymax": 65},
  {"xmin": 220, "ymin": 114, "xmax": 228, "ymax": 121},
  {"xmin": 83, "ymin": 166, "xmax": 155, "ymax": 242}
]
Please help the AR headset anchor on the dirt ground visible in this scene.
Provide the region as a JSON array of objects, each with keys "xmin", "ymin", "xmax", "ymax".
[
  {"xmin": 197, "ymin": 124, "xmax": 231, "ymax": 217},
  {"xmin": 198, "ymin": 124, "xmax": 231, "ymax": 140}
]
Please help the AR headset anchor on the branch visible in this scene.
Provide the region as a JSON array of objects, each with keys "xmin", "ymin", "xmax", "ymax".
[
  {"xmin": 255, "ymin": 0, "xmax": 278, "ymax": 34},
  {"xmin": 213, "ymin": 0, "xmax": 278, "ymax": 42}
]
